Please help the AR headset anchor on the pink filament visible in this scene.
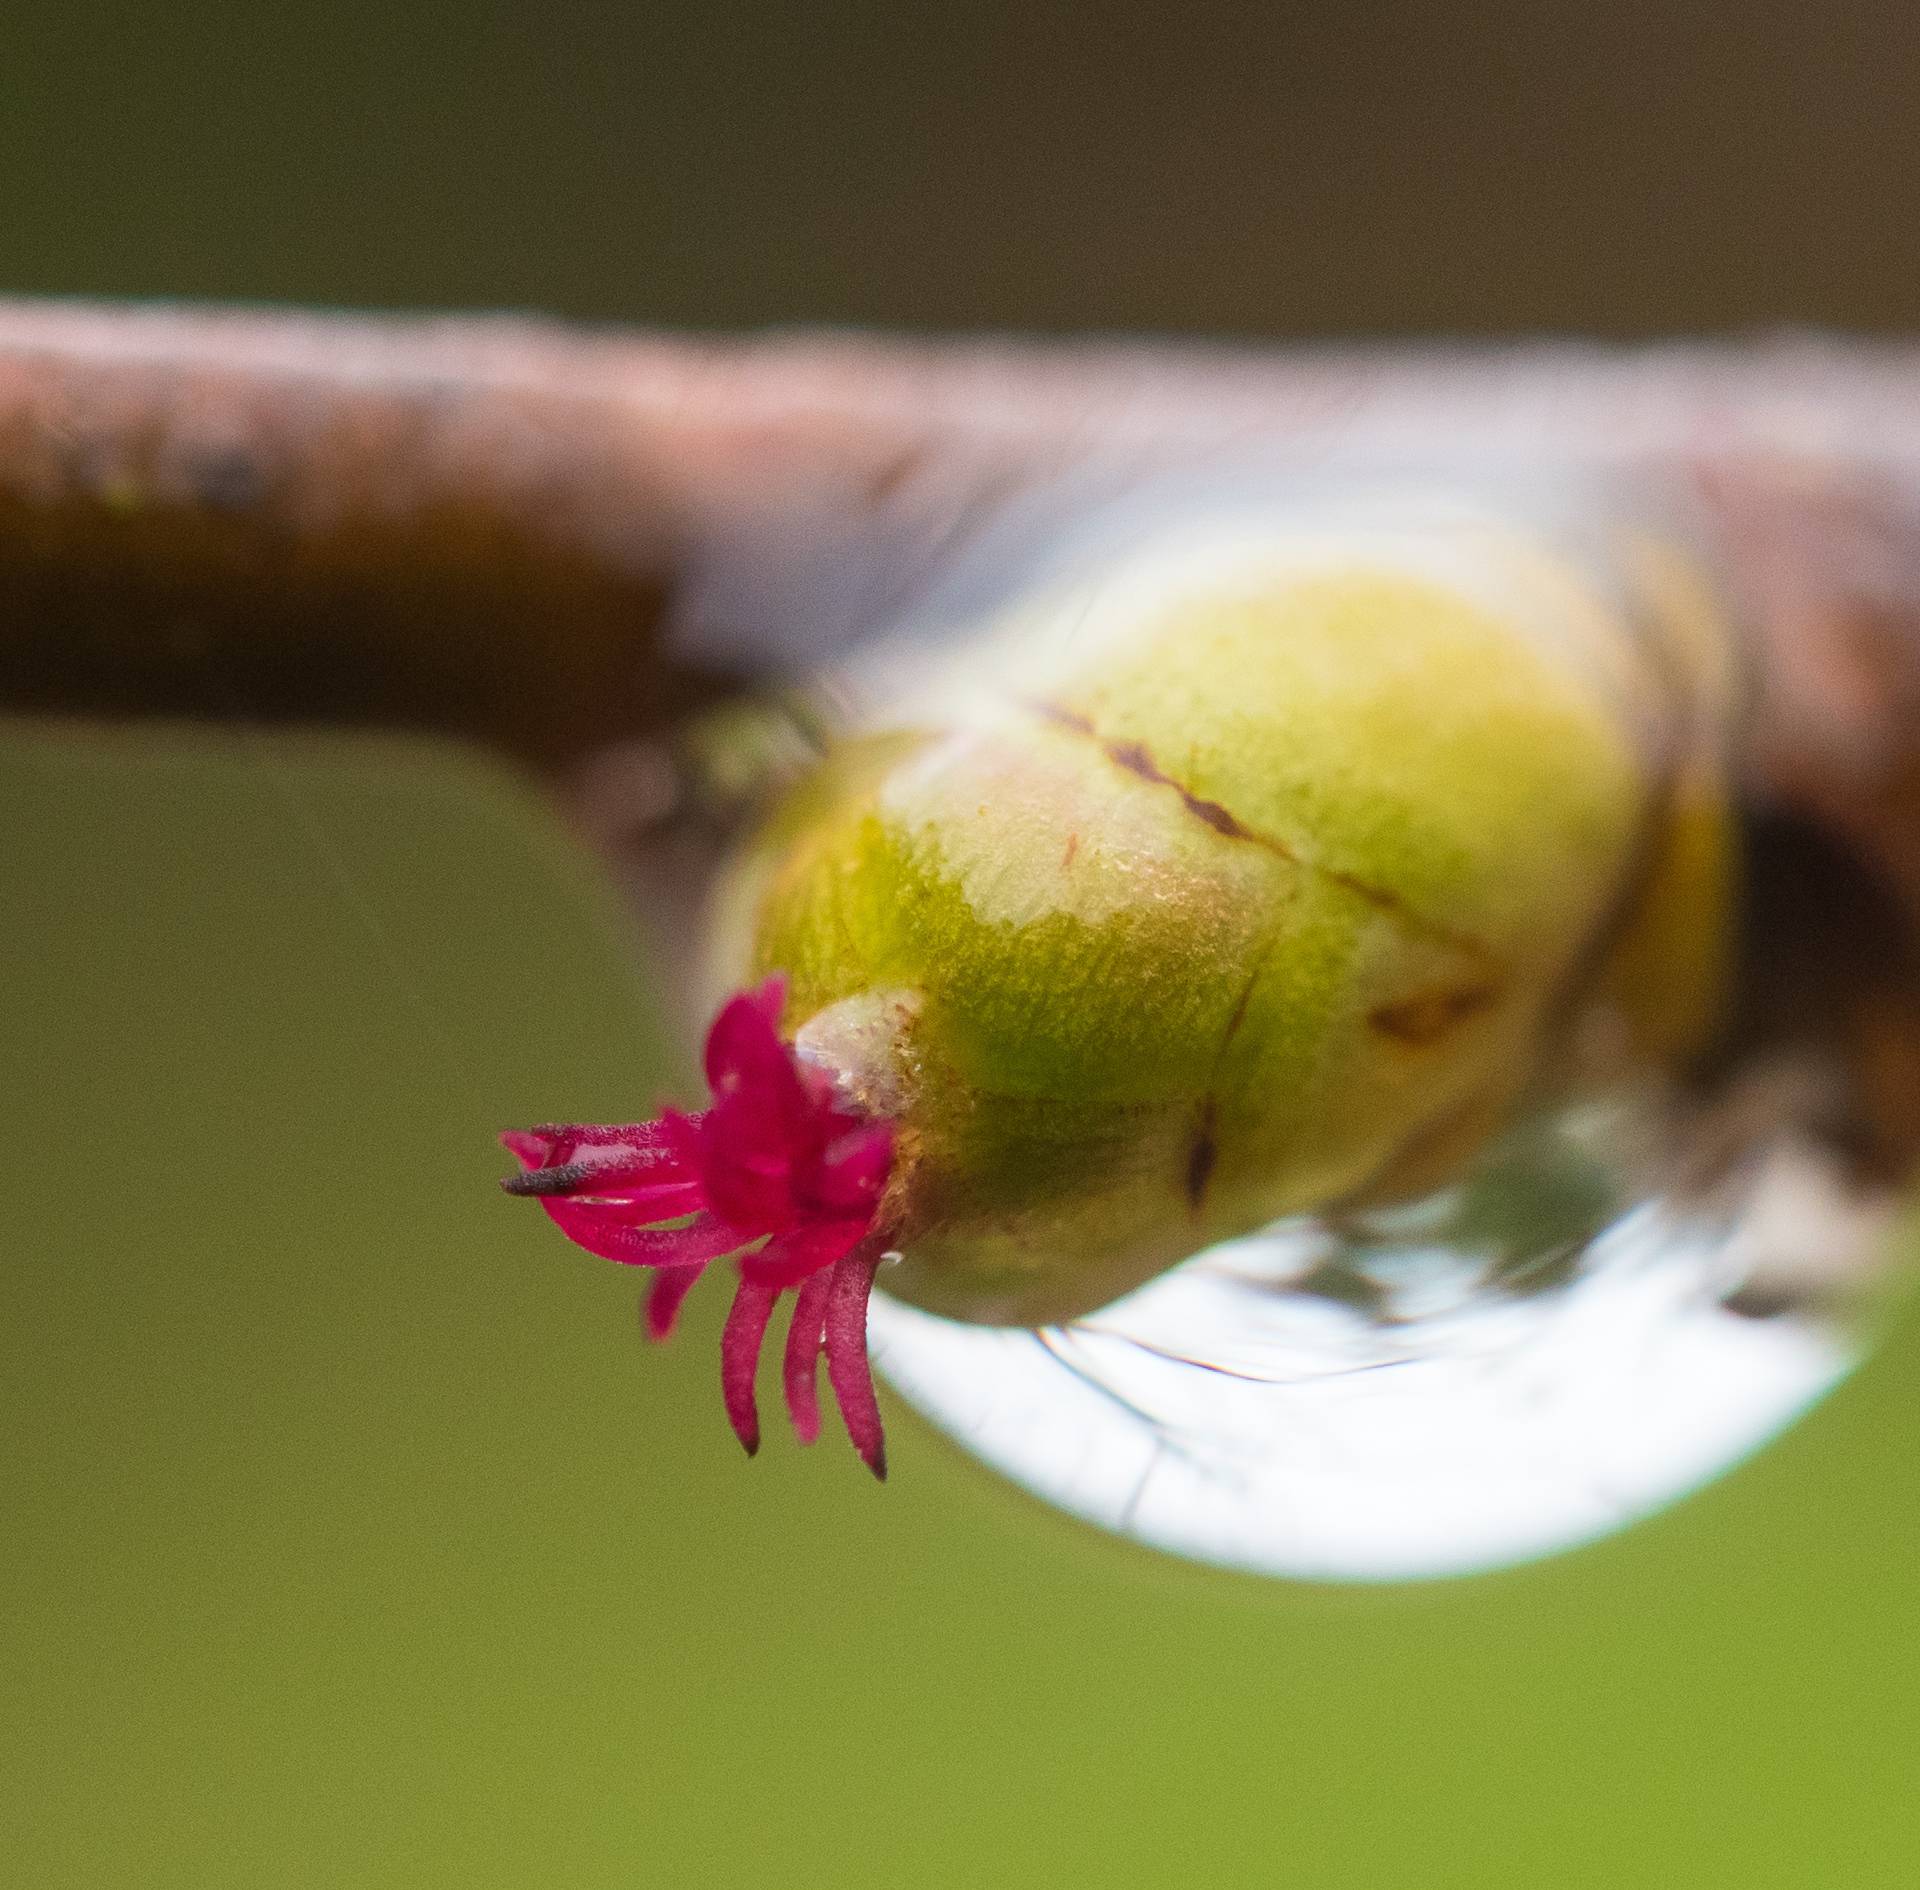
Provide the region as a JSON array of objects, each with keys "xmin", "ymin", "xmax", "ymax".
[
  {"xmin": 780, "ymin": 1268, "xmax": 835, "ymax": 1446},
  {"xmin": 501, "ymin": 975, "xmax": 894, "ymax": 1476}
]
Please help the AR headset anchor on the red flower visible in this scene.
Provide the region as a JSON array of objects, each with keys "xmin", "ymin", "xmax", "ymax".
[{"xmin": 501, "ymin": 977, "xmax": 895, "ymax": 1477}]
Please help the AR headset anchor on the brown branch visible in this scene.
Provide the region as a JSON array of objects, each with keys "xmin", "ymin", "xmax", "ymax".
[
  {"xmin": 6, "ymin": 301, "xmax": 1920, "ymax": 873},
  {"xmin": 0, "ymin": 307, "xmax": 697, "ymax": 766}
]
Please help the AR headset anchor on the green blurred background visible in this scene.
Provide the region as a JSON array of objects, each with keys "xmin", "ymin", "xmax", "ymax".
[{"xmin": 5, "ymin": 3, "xmax": 1920, "ymax": 1885}]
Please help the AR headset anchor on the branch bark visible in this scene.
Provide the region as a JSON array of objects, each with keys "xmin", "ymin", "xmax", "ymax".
[{"xmin": 5, "ymin": 301, "xmax": 1920, "ymax": 918}]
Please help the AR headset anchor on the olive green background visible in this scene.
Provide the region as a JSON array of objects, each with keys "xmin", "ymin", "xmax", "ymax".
[{"xmin": 5, "ymin": 4, "xmax": 1920, "ymax": 1886}]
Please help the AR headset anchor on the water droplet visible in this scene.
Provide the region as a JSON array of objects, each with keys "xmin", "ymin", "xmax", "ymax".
[{"xmin": 871, "ymin": 1082, "xmax": 1897, "ymax": 1580}]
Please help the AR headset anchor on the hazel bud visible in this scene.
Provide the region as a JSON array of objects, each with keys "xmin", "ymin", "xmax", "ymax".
[{"xmin": 717, "ymin": 499, "xmax": 1738, "ymax": 1328}]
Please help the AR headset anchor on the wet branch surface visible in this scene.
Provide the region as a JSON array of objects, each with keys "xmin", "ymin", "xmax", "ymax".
[{"xmin": 3, "ymin": 304, "xmax": 1920, "ymax": 790}]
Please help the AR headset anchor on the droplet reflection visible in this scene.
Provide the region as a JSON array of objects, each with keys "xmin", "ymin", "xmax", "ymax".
[{"xmin": 870, "ymin": 1088, "xmax": 1893, "ymax": 1580}]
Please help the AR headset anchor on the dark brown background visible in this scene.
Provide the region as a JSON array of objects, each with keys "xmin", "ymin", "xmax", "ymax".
[{"xmin": 8, "ymin": 0, "xmax": 1917, "ymax": 336}]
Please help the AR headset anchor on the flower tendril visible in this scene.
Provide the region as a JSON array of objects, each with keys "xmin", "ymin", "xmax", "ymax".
[{"xmin": 501, "ymin": 976, "xmax": 895, "ymax": 1477}]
